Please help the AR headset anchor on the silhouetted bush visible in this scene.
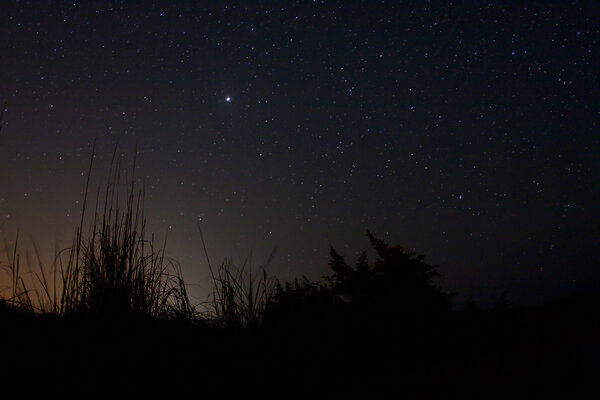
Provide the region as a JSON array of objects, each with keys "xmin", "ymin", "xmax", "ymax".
[
  {"xmin": 265, "ymin": 276, "xmax": 340, "ymax": 329},
  {"xmin": 267, "ymin": 231, "xmax": 453, "ymax": 333}
]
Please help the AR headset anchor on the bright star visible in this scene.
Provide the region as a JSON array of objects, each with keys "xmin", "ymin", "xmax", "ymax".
[{"xmin": 225, "ymin": 97, "xmax": 231, "ymax": 102}]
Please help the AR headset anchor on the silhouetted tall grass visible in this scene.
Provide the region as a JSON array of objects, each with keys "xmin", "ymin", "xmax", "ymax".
[
  {"xmin": 198, "ymin": 228, "xmax": 276, "ymax": 328},
  {"xmin": 2, "ymin": 233, "xmax": 35, "ymax": 312},
  {"xmin": 2, "ymin": 147, "xmax": 195, "ymax": 319}
]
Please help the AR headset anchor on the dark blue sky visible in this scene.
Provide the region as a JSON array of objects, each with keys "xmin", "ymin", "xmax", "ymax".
[{"xmin": 0, "ymin": 1, "xmax": 598, "ymax": 305}]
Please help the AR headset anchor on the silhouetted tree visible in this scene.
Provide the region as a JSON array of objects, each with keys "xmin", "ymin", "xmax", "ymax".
[
  {"xmin": 268, "ymin": 231, "xmax": 453, "ymax": 331},
  {"xmin": 326, "ymin": 231, "xmax": 453, "ymax": 319}
]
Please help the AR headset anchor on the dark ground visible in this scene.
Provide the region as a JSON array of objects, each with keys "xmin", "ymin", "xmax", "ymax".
[{"xmin": 1, "ymin": 293, "xmax": 598, "ymax": 398}]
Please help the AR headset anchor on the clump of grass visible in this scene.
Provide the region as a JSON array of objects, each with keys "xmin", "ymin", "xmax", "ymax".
[
  {"xmin": 199, "ymin": 228, "xmax": 276, "ymax": 329},
  {"xmin": 72, "ymin": 187, "xmax": 194, "ymax": 318},
  {"xmin": 1, "ymin": 233, "xmax": 35, "ymax": 313},
  {"xmin": 1, "ymin": 147, "xmax": 196, "ymax": 320}
]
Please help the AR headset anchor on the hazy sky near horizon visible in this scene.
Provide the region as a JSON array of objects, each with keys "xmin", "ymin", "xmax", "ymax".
[{"xmin": 0, "ymin": 1, "xmax": 598, "ymax": 305}]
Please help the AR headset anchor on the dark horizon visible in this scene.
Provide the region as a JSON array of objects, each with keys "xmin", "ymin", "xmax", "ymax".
[{"xmin": 1, "ymin": 1, "xmax": 598, "ymax": 307}]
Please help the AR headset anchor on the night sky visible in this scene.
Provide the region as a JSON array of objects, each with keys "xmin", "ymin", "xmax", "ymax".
[{"xmin": 1, "ymin": 1, "xmax": 598, "ymax": 305}]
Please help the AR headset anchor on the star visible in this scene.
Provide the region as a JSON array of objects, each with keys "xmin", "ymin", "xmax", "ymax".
[{"xmin": 225, "ymin": 96, "xmax": 231, "ymax": 102}]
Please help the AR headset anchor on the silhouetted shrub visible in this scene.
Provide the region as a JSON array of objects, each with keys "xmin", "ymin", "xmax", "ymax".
[
  {"xmin": 265, "ymin": 276, "xmax": 340, "ymax": 329},
  {"xmin": 267, "ymin": 231, "xmax": 453, "ymax": 332},
  {"xmin": 333, "ymin": 231, "xmax": 452, "ymax": 319}
]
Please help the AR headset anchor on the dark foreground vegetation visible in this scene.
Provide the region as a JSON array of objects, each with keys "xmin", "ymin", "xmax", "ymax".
[
  {"xmin": 2, "ymin": 237, "xmax": 597, "ymax": 398},
  {"xmin": 0, "ymin": 154, "xmax": 597, "ymax": 397}
]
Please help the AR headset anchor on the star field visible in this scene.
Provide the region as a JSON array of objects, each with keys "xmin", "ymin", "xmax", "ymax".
[{"xmin": 0, "ymin": 1, "xmax": 598, "ymax": 305}]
